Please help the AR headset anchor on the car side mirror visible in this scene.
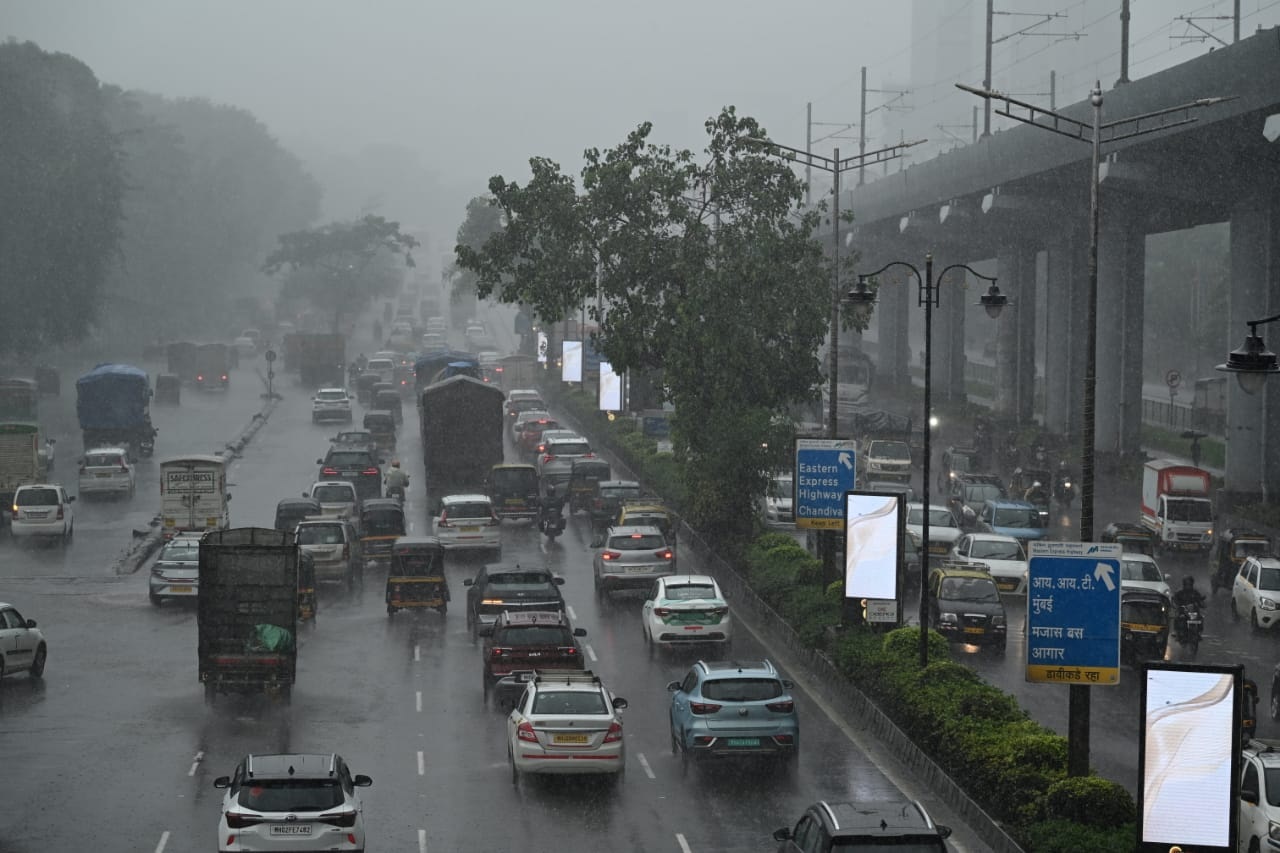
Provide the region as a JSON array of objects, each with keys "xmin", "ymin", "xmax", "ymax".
[
  {"xmin": 225, "ymin": 493, "xmax": 232, "ymax": 502},
  {"xmin": 937, "ymin": 825, "xmax": 952, "ymax": 839},
  {"xmin": 353, "ymin": 774, "xmax": 372, "ymax": 787},
  {"xmin": 772, "ymin": 828, "xmax": 793, "ymax": 842},
  {"xmin": 612, "ymin": 697, "xmax": 628, "ymax": 711},
  {"xmin": 478, "ymin": 624, "xmax": 494, "ymax": 637},
  {"xmin": 666, "ymin": 680, "xmax": 681, "ymax": 692},
  {"xmin": 1242, "ymin": 787, "xmax": 1260, "ymax": 806},
  {"xmin": 25, "ymin": 619, "xmax": 36, "ymax": 628},
  {"xmin": 48, "ymin": 438, "xmax": 55, "ymax": 445},
  {"xmin": 573, "ymin": 627, "xmax": 587, "ymax": 637},
  {"xmin": 553, "ymin": 576, "xmax": 565, "ymax": 585},
  {"xmin": 379, "ymin": 459, "xmax": 386, "ymax": 465},
  {"xmin": 213, "ymin": 776, "xmax": 231, "ymax": 789},
  {"xmin": 590, "ymin": 534, "xmax": 605, "ymax": 548},
  {"xmin": 316, "ymin": 459, "xmax": 324, "ymax": 465},
  {"xmin": 782, "ymin": 679, "xmax": 794, "ymax": 689},
  {"xmin": 462, "ymin": 579, "xmax": 474, "ymax": 586},
  {"xmin": 303, "ymin": 492, "xmax": 309, "ymax": 498},
  {"xmin": 67, "ymin": 496, "xmax": 76, "ymax": 503}
]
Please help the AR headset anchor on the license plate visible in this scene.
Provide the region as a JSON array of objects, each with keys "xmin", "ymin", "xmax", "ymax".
[
  {"xmin": 963, "ymin": 626, "xmax": 985, "ymax": 635},
  {"xmin": 929, "ymin": 545, "xmax": 949, "ymax": 554},
  {"xmin": 461, "ymin": 526, "xmax": 480, "ymax": 533},
  {"xmin": 554, "ymin": 734, "xmax": 589, "ymax": 744},
  {"xmin": 170, "ymin": 585, "xmax": 193, "ymax": 594},
  {"xmin": 505, "ymin": 499, "xmax": 522, "ymax": 505},
  {"xmin": 726, "ymin": 737, "xmax": 760, "ymax": 747},
  {"xmin": 627, "ymin": 566, "xmax": 653, "ymax": 573},
  {"xmin": 27, "ymin": 512, "xmax": 49, "ymax": 519},
  {"xmin": 269, "ymin": 825, "xmax": 312, "ymax": 836},
  {"xmin": 682, "ymin": 625, "xmax": 704, "ymax": 631},
  {"xmin": 95, "ymin": 472, "xmax": 112, "ymax": 478}
]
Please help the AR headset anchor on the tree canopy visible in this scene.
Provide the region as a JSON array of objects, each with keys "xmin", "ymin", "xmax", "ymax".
[{"xmin": 455, "ymin": 107, "xmax": 835, "ymax": 540}]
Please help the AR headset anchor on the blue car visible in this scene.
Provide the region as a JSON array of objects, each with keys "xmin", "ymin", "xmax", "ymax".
[
  {"xmin": 977, "ymin": 498, "xmax": 1049, "ymax": 544},
  {"xmin": 667, "ymin": 659, "xmax": 798, "ymax": 770}
]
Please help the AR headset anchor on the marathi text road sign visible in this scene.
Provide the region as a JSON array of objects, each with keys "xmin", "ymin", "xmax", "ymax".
[
  {"xmin": 794, "ymin": 438, "xmax": 856, "ymax": 530},
  {"xmin": 1026, "ymin": 541, "xmax": 1122, "ymax": 685}
]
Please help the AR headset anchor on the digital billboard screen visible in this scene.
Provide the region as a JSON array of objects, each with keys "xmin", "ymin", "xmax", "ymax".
[{"xmin": 843, "ymin": 491, "xmax": 903, "ymax": 602}]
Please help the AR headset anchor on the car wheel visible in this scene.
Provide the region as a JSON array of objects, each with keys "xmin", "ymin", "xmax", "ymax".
[
  {"xmin": 1253, "ymin": 609, "xmax": 1264, "ymax": 633},
  {"xmin": 670, "ymin": 726, "xmax": 679, "ymax": 756},
  {"xmin": 1231, "ymin": 598, "xmax": 1241, "ymax": 621},
  {"xmin": 644, "ymin": 624, "xmax": 654, "ymax": 658},
  {"xmin": 204, "ymin": 683, "xmax": 217, "ymax": 707},
  {"xmin": 29, "ymin": 646, "xmax": 46, "ymax": 678},
  {"xmin": 679, "ymin": 733, "xmax": 690, "ymax": 775},
  {"xmin": 387, "ymin": 605, "xmax": 395, "ymax": 616},
  {"xmin": 1272, "ymin": 687, "xmax": 1280, "ymax": 722},
  {"xmin": 277, "ymin": 684, "xmax": 292, "ymax": 706},
  {"xmin": 438, "ymin": 601, "xmax": 447, "ymax": 616},
  {"xmin": 149, "ymin": 592, "xmax": 162, "ymax": 607}
]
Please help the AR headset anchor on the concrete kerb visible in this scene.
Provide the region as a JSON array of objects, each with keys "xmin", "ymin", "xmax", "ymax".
[
  {"xmin": 541, "ymin": 385, "xmax": 1024, "ymax": 853},
  {"xmin": 112, "ymin": 396, "xmax": 279, "ymax": 576}
]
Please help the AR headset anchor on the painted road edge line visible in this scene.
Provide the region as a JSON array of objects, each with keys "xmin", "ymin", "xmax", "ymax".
[
  {"xmin": 675, "ymin": 832, "xmax": 692, "ymax": 853},
  {"xmin": 567, "ymin": 604, "xmax": 577, "ymax": 621},
  {"xmin": 187, "ymin": 750, "xmax": 204, "ymax": 777},
  {"xmin": 637, "ymin": 752, "xmax": 656, "ymax": 780},
  {"xmin": 154, "ymin": 830, "xmax": 170, "ymax": 853},
  {"xmin": 418, "ymin": 828, "xmax": 428, "ymax": 853}
]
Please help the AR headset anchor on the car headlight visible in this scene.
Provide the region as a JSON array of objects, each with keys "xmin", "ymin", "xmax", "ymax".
[
  {"xmin": 1262, "ymin": 598, "xmax": 1278, "ymax": 612},
  {"xmin": 991, "ymin": 615, "xmax": 1006, "ymax": 627},
  {"xmin": 939, "ymin": 612, "xmax": 958, "ymax": 625},
  {"xmin": 1269, "ymin": 820, "xmax": 1280, "ymax": 843}
]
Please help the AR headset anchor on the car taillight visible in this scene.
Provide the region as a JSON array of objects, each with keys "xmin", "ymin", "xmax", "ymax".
[
  {"xmin": 321, "ymin": 467, "xmax": 339, "ymax": 477},
  {"xmin": 655, "ymin": 549, "xmax": 673, "ymax": 560},
  {"xmin": 221, "ymin": 374, "xmax": 228, "ymax": 381},
  {"xmin": 516, "ymin": 721, "xmax": 538, "ymax": 743},
  {"xmin": 541, "ymin": 454, "xmax": 554, "ymax": 464},
  {"xmin": 438, "ymin": 512, "xmax": 450, "ymax": 527},
  {"xmin": 601, "ymin": 551, "xmax": 622, "ymax": 561},
  {"xmin": 490, "ymin": 647, "xmax": 508, "ymax": 659},
  {"xmin": 603, "ymin": 722, "xmax": 623, "ymax": 743},
  {"xmin": 11, "ymin": 505, "xmax": 18, "ymax": 520},
  {"xmin": 766, "ymin": 700, "xmax": 795, "ymax": 713},
  {"xmin": 689, "ymin": 701, "xmax": 722, "ymax": 715},
  {"xmin": 196, "ymin": 374, "xmax": 204, "ymax": 382},
  {"xmin": 653, "ymin": 607, "xmax": 670, "ymax": 617},
  {"xmin": 120, "ymin": 463, "xmax": 130, "ymax": 473},
  {"xmin": 559, "ymin": 646, "xmax": 579, "ymax": 656},
  {"xmin": 318, "ymin": 810, "xmax": 357, "ymax": 828},
  {"xmin": 481, "ymin": 598, "xmax": 504, "ymax": 605},
  {"xmin": 362, "ymin": 467, "xmax": 379, "ymax": 476},
  {"xmin": 56, "ymin": 505, "xmax": 64, "ymax": 520},
  {"xmin": 225, "ymin": 812, "xmax": 263, "ymax": 829}
]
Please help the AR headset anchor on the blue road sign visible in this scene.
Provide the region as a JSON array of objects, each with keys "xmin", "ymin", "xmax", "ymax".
[
  {"xmin": 1026, "ymin": 541, "xmax": 1123, "ymax": 685},
  {"xmin": 794, "ymin": 439, "xmax": 856, "ymax": 530}
]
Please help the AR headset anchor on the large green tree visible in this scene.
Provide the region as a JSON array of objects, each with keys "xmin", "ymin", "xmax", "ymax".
[
  {"xmin": 456, "ymin": 107, "xmax": 835, "ymax": 540},
  {"xmin": 0, "ymin": 40, "xmax": 125, "ymax": 357},
  {"xmin": 263, "ymin": 215, "xmax": 419, "ymax": 332}
]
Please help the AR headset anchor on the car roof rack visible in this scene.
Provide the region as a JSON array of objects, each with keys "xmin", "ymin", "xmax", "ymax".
[{"xmin": 533, "ymin": 669, "xmax": 602, "ymax": 686}]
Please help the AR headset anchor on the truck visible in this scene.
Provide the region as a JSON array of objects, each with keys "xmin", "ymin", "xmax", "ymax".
[
  {"xmin": 0, "ymin": 423, "xmax": 42, "ymax": 533},
  {"xmin": 0, "ymin": 378, "xmax": 39, "ymax": 422},
  {"xmin": 291, "ymin": 333, "xmax": 345, "ymax": 388},
  {"xmin": 75, "ymin": 364, "xmax": 156, "ymax": 458},
  {"xmin": 1140, "ymin": 459, "xmax": 1214, "ymax": 551},
  {"xmin": 197, "ymin": 527, "xmax": 298, "ymax": 705},
  {"xmin": 193, "ymin": 343, "xmax": 231, "ymax": 390},
  {"xmin": 419, "ymin": 375, "xmax": 505, "ymax": 513},
  {"xmin": 161, "ymin": 455, "xmax": 231, "ymax": 537}
]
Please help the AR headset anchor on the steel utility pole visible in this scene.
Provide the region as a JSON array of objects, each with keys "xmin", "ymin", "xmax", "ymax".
[
  {"xmin": 805, "ymin": 102, "xmax": 813, "ymax": 206},
  {"xmin": 1118, "ymin": 0, "xmax": 1131, "ymax": 85},
  {"xmin": 859, "ymin": 67, "xmax": 868, "ymax": 185},
  {"xmin": 958, "ymin": 79, "xmax": 1232, "ymax": 778},
  {"xmin": 983, "ymin": 0, "xmax": 994, "ymax": 136}
]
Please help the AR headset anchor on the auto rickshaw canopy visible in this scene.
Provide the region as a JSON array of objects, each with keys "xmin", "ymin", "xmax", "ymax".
[
  {"xmin": 360, "ymin": 499, "xmax": 407, "ymax": 537},
  {"xmin": 389, "ymin": 536, "xmax": 445, "ymax": 576}
]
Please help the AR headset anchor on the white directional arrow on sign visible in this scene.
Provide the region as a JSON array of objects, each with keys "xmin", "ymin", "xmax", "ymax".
[
  {"xmin": 838, "ymin": 452, "xmax": 854, "ymax": 470},
  {"xmin": 1093, "ymin": 561, "xmax": 1116, "ymax": 592}
]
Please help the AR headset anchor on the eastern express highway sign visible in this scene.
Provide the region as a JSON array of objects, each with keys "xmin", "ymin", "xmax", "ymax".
[{"xmin": 793, "ymin": 438, "xmax": 856, "ymax": 530}]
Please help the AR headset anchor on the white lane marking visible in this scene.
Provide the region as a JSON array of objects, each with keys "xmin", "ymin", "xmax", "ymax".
[
  {"xmin": 567, "ymin": 605, "xmax": 577, "ymax": 621},
  {"xmin": 415, "ymin": 691, "xmax": 422, "ymax": 713},
  {"xmin": 637, "ymin": 752, "xmax": 656, "ymax": 780},
  {"xmin": 417, "ymin": 750, "xmax": 425, "ymax": 775},
  {"xmin": 187, "ymin": 750, "xmax": 204, "ymax": 777},
  {"xmin": 154, "ymin": 831, "xmax": 170, "ymax": 853},
  {"xmin": 675, "ymin": 833, "xmax": 692, "ymax": 853},
  {"xmin": 418, "ymin": 828, "xmax": 428, "ymax": 853},
  {"xmin": 585, "ymin": 643, "xmax": 597, "ymax": 662},
  {"xmin": 414, "ymin": 644, "xmax": 420, "ymax": 662}
]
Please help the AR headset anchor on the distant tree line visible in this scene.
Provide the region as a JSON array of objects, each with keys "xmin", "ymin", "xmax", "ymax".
[{"xmin": 0, "ymin": 38, "xmax": 322, "ymax": 360}]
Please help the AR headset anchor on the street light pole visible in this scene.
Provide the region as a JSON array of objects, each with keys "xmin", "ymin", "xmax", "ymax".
[
  {"xmin": 957, "ymin": 79, "xmax": 1231, "ymax": 777},
  {"xmin": 851, "ymin": 261, "xmax": 1007, "ymax": 667}
]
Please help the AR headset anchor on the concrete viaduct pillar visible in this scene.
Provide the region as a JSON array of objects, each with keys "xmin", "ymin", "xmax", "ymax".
[
  {"xmin": 1095, "ymin": 202, "xmax": 1146, "ymax": 454},
  {"xmin": 934, "ymin": 260, "xmax": 968, "ymax": 404},
  {"xmin": 995, "ymin": 244, "xmax": 1037, "ymax": 424},
  {"xmin": 1044, "ymin": 228, "xmax": 1089, "ymax": 438}
]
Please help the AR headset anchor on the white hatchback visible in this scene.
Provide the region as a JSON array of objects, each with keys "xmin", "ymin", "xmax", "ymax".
[
  {"xmin": 10, "ymin": 483, "xmax": 75, "ymax": 544},
  {"xmin": 433, "ymin": 494, "xmax": 501, "ymax": 557},
  {"xmin": 78, "ymin": 446, "xmax": 135, "ymax": 498},
  {"xmin": 1232, "ymin": 556, "xmax": 1280, "ymax": 631}
]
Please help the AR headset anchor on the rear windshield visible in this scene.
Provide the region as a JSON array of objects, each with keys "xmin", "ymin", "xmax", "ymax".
[
  {"xmin": 85, "ymin": 453, "xmax": 125, "ymax": 467},
  {"xmin": 367, "ymin": 360, "xmax": 394, "ymax": 371},
  {"xmin": 392, "ymin": 552, "xmax": 443, "ymax": 574},
  {"xmin": 492, "ymin": 469, "xmax": 538, "ymax": 490},
  {"xmin": 549, "ymin": 441, "xmax": 590, "ymax": 456},
  {"xmin": 325, "ymin": 452, "xmax": 372, "ymax": 467},
  {"xmin": 701, "ymin": 678, "xmax": 783, "ymax": 702},
  {"xmin": 363, "ymin": 514, "xmax": 405, "ymax": 536},
  {"xmin": 510, "ymin": 399, "xmax": 545, "ymax": 413},
  {"xmin": 313, "ymin": 485, "xmax": 355, "ymax": 502},
  {"xmin": 489, "ymin": 572, "xmax": 554, "ymax": 587},
  {"xmin": 316, "ymin": 390, "xmax": 348, "ymax": 401},
  {"xmin": 609, "ymin": 533, "xmax": 666, "ymax": 550},
  {"xmin": 333, "ymin": 433, "xmax": 371, "ymax": 444},
  {"xmin": 158, "ymin": 541, "xmax": 199, "ymax": 562},
  {"xmin": 16, "ymin": 489, "xmax": 58, "ymax": 506},
  {"xmin": 296, "ymin": 525, "xmax": 345, "ymax": 545},
  {"xmin": 601, "ymin": 486, "xmax": 642, "ymax": 500},
  {"xmin": 531, "ymin": 690, "xmax": 607, "ymax": 715},
  {"xmin": 445, "ymin": 502, "xmax": 492, "ymax": 519},
  {"xmin": 237, "ymin": 778, "xmax": 343, "ymax": 812},
  {"xmin": 494, "ymin": 626, "xmax": 573, "ymax": 646},
  {"xmin": 664, "ymin": 583, "xmax": 717, "ymax": 601}
]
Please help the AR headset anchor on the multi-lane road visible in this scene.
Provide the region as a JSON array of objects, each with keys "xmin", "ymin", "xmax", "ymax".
[{"xmin": 1, "ymin": 335, "xmax": 998, "ymax": 853}]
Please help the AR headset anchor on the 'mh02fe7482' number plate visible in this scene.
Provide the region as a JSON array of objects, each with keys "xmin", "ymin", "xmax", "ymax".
[{"xmin": 269, "ymin": 825, "xmax": 312, "ymax": 836}]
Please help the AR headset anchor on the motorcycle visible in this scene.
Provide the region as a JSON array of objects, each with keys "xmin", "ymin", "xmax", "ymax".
[
  {"xmin": 1053, "ymin": 466, "xmax": 1076, "ymax": 508},
  {"xmin": 1173, "ymin": 603, "xmax": 1204, "ymax": 657},
  {"xmin": 386, "ymin": 483, "xmax": 406, "ymax": 505},
  {"xmin": 538, "ymin": 500, "xmax": 566, "ymax": 542}
]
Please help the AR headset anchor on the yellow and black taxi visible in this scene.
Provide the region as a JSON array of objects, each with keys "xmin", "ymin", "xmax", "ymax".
[
  {"xmin": 926, "ymin": 565, "xmax": 1007, "ymax": 652},
  {"xmin": 615, "ymin": 499, "xmax": 678, "ymax": 546}
]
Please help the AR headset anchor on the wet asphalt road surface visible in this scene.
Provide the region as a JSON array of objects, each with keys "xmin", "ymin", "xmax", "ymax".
[{"xmin": 0, "ymin": 341, "xmax": 999, "ymax": 853}]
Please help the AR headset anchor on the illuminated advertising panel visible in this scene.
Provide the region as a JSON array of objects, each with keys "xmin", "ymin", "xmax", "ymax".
[
  {"xmin": 843, "ymin": 491, "xmax": 903, "ymax": 604},
  {"xmin": 562, "ymin": 341, "xmax": 583, "ymax": 382},
  {"xmin": 598, "ymin": 361, "xmax": 622, "ymax": 411}
]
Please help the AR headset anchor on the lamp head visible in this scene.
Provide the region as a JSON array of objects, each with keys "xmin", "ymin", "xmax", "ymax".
[
  {"xmin": 845, "ymin": 277, "xmax": 877, "ymax": 324},
  {"xmin": 1217, "ymin": 326, "xmax": 1279, "ymax": 395},
  {"xmin": 977, "ymin": 282, "xmax": 1008, "ymax": 319}
]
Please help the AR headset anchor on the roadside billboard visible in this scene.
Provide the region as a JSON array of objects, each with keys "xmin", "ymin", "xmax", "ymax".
[
  {"xmin": 843, "ymin": 490, "xmax": 903, "ymax": 614},
  {"xmin": 598, "ymin": 361, "xmax": 622, "ymax": 411},
  {"xmin": 562, "ymin": 341, "xmax": 583, "ymax": 383}
]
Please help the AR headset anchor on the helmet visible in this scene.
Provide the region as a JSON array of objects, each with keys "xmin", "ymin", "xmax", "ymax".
[
  {"xmin": 392, "ymin": 460, "xmax": 401, "ymax": 468},
  {"xmin": 1182, "ymin": 575, "xmax": 1196, "ymax": 590}
]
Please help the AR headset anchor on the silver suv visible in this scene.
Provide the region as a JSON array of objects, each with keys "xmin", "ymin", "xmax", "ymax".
[
  {"xmin": 295, "ymin": 519, "xmax": 361, "ymax": 586},
  {"xmin": 592, "ymin": 525, "xmax": 676, "ymax": 598}
]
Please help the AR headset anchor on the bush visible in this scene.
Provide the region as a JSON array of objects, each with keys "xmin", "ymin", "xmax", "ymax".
[
  {"xmin": 1042, "ymin": 776, "xmax": 1136, "ymax": 828},
  {"xmin": 1021, "ymin": 819, "xmax": 1135, "ymax": 853}
]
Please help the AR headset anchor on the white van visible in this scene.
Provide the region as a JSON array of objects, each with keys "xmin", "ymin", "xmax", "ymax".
[{"xmin": 160, "ymin": 455, "xmax": 230, "ymax": 537}]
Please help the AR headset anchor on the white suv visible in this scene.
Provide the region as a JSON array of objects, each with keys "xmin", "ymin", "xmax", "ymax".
[
  {"xmin": 1240, "ymin": 739, "xmax": 1280, "ymax": 853},
  {"xmin": 307, "ymin": 480, "xmax": 359, "ymax": 522},
  {"xmin": 433, "ymin": 494, "xmax": 501, "ymax": 558},
  {"xmin": 0, "ymin": 602, "xmax": 47, "ymax": 680},
  {"xmin": 78, "ymin": 446, "xmax": 135, "ymax": 498},
  {"xmin": 506, "ymin": 670, "xmax": 628, "ymax": 783},
  {"xmin": 1232, "ymin": 556, "xmax": 1280, "ymax": 631},
  {"xmin": 311, "ymin": 387, "xmax": 353, "ymax": 424},
  {"xmin": 11, "ymin": 483, "xmax": 75, "ymax": 544}
]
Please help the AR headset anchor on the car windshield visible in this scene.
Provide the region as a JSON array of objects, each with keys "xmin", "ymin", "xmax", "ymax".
[
  {"xmin": 608, "ymin": 533, "xmax": 666, "ymax": 550},
  {"xmin": 701, "ymin": 677, "xmax": 783, "ymax": 702},
  {"xmin": 1167, "ymin": 499, "xmax": 1212, "ymax": 522},
  {"xmin": 316, "ymin": 390, "xmax": 347, "ymax": 401},
  {"xmin": 16, "ymin": 488, "xmax": 58, "ymax": 506},
  {"xmin": 495, "ymin": 626, "xmax": 572, "ymax": 645},
  {"xmin": 325, "ymin": 452, "xmax": 371, "ymax": 467},
  {"xmin": 158, "ymin": 541, "xmax": 199, "ymax": 562},
  {"xmin": 965, "ymin": 484, "xmax": 1004, "ymax": 503},
  {"xmin": 940, "ymin": 577, "xmax": 1001, "ymax": 603},
  {"xmin": 550, "ymin": 441, "xmax": 590, "ymax": 456},
  {"xmin": 313, "ymin": 485, "xmax": 354, "ymax": 502},
  {"xmin": 445, "ymin": 502, "xmax": 491, "ymax": 519},
  {"xmin": 531, "ymin": 690, "xmax": 608, "ymax": 715},
  {"xmin": 970, "ymin": 540, "xmax": 1025, "ymax": 561},
  {"xmin": 872, "ymin": 442, "xmax": 911, "ymax": 460},
  {"xmin": 1121, "ymin": 559, "xmax": 1162, "ymax": 583},
  {"xmin": 663, "ymin": 583, "xmax": 718, "ymax": 601},
  {"xmin": 1266, "ymin": 768, "xmax": 1280, "ymax": 807},
  {"xmin": 367, "ymin": 360, "xmax": 394, "ymax": 371},
  {"xmin": 1259, "ymin": 567, "xmax": 1280, "ymax": 592},
  {"xmin": 334, "ymin": 433, "xmax": 371, "ymax": 444},
  {"xmin": 237, "ymin": 778, "xmax": 343, "ymax": 812},
  {"xmin": 601, "ymin": 486, "xmax": 642, "ymax": 501},
  {"xmin": 85, "ymin": 453, "xmax": 124, "ymax": 467},
  {"xmin": 993, "ymin": 508, "xmax": 1039, "ymax": 528},
  {"xmin": 296, "ymin": 525, "xmax": 344, "ymax": 545},
  {"xmin": 909, "ymin": 508, "xmax": 955, "ymax": 527}
]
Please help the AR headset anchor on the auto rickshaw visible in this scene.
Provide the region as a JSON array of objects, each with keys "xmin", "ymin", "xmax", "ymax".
[
  {"xmin": 298, "ymin": 551, "xmax": 318, "ymax": 624},
  {"xmin": 275, "ymin": 497, "xmax": 323, "ymax": 533},
  {"xmin": 1120, "ymin": 588, "xmax": 1171, "ymax": 664},
  {"xmin": 386, "ymin": 536, "xmax": 448, "ymax": 616},
  {"xmin": 360, "ymin": 498, "xmax": 407, "ymax": 566},
  {"xmin": 373, "ymin": 389, "xmax": 403, "ymax": 425},
  {"xmin": 1101, "ymin": 521, "xmax": 1156, "ymax": 557},
  {"xmin": 1213, "ymin": 528, "xmax": 1273, "ymax": 593},
  {"xmin": 355, "ymin": 372, "xmax": 380, "ymax": 404},
  {"xmin": 487, "ymin": 463, "xmax": 541, "ymax": 521},
  {"xmin": 568, "ymin": 458, "xmax": 612, "ymax": 514},
  {"xmin": 592, "ymin": 479, "xmax": 642, "ymax": 529},
  {"xmin": 363, "ymin": 411, "xmax": 396, "ymax": 452},
  {"xmin": 615, "ymin": 499, "xmax": 678, "ymax": 546}
]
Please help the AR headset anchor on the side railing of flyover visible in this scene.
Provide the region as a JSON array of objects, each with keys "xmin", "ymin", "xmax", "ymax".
[{"xmin": 539, "ymin": 380, "xmax": 1025, "ymax": 853}]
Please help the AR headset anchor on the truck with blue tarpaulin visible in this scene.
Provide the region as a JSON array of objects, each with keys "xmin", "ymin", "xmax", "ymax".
[{"xmin": 75, "ymin": 363, "xmax": 156, "ymax": 457}]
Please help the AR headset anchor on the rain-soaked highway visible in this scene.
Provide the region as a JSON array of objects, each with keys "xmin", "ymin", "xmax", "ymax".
[{"xmin": 0, "ymin": 332, "xmax": 999, "ymax": 853}]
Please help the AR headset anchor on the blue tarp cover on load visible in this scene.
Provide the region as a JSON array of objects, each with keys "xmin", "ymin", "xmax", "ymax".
[{"xmin": 76, "ymin": 363, "xmax": 151, "ymax": 430}]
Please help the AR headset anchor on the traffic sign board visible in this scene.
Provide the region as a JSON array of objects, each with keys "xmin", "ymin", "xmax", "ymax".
[
  {"xmin": 793, "ymin": 438, "xmax": 856, "ymax": 529},
  {"xmin": 1026, "ymin": 541, "xmax": 1122, "ymax": 685},
  {"xmin": 1165, "ymin": 369, "xmax": 1181, "ymax": 388}
]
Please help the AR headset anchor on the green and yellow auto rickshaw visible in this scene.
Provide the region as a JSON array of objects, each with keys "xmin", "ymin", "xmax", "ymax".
[
  {"xmin": 1120, "ymin": 588, "xmax": 1170, "ymax": 664},
  {"xmin": 1101, "ymin": 522, "xmax": 1156, "ymax": 557},
  {"xmin": 363, "ymin": 411, "xmax": 397, "ymax": 453},
  {"xmin": 1213, "ymin": 528, "xmax": 1272, "ymax": 594},
  {"xmin": 298, "ymin": 550, "xmax": 318, "ymax": 624},
  {"xmin": 360, "ymin": 498, "xmax": 407, "ymax": 566},
  {"xmin": 386, "ymin": 536, "xmax": 448, "ymax": 616}
]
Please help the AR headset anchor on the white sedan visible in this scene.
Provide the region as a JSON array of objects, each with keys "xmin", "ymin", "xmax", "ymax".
[
  {"xmin": 507, "ymin": 671, "xmax": 627, "ymax": 782},
  {"xmin": 641, "ymin": 575, "xmax": 732, "ymax": 653},
  {"xmin": 905, "ymin": 502, "xmax": 962, "ymax": 560},
  {"xmin": 949, "ymin": 533, "xmax": 1028, "ymax": 595}
]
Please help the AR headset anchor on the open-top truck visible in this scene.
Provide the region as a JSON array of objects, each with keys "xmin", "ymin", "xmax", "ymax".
[
  {"xmin": 1140, "ymin": 459, "xmax": 1214, "ymax": 551},
  {"xmin": 197, "ymin": 527, "xmax": 298, "ymax": 706},
  {"xmin": 419, "ymin": 375, "xmax": 505, "ymax": 514}
]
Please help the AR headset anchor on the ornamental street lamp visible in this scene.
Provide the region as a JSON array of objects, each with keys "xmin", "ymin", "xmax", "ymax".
[
  {"xmin": 850, "ymin": 255, "xmax": 1007, "ymax": 668},
  {"xmin": 1218, "ymin": 314, "xmax": 1280, "ymax": 395}
]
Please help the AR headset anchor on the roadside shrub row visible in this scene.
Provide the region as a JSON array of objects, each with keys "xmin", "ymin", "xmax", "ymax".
[{"xmin": 541, "ymin": 380, "xmax": 1136, "ymax": 851}]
